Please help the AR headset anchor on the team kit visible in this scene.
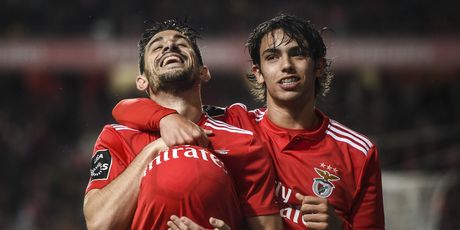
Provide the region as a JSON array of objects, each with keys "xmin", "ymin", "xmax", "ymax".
[{"xmin": 84, "ymin": 15, "xmax": 384, "ymax": 230}]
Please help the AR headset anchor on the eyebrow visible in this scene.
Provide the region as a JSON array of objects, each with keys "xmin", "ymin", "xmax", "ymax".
[
  {"xmin": 148, "ymin": 34, "xmax": 190, "ymax": 49},
  {"xmin": 261, "ymin": 48, "xmax": 279, "ymax": 55},
  {"xmin": 149, "ymin": 36, "xmax": 163, "ymax": 45},
  {"xmin": 262, "ymin": 45, "xmax": 308, "ymax": 55}
]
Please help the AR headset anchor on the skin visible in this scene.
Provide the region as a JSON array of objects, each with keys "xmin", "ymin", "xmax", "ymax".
[
  {"xmin": 155, "ymin": 29, "xmax": 342, "ymax": 230},
  {"xmin": 252, "ymin": 28, "xmax": 325, "ymax": 130},
  {"xmin": 167, "ymin": 215, "xmax": 230, "ymax": 230},
  {"xmin": 296, "ymin": 193, "xmax": 343, "ymax": 230},
  {"xmin": 128, "ymin": 30, "xmax": 281, "ymax": 230},
  {"xmin": 139, "ymin": 30, "xmax": 212, "ymax": 148},
  {"xmin": 143, "ymin": 30, "xmax": 281, "ymax": 230},
  {"xmin": 84, "ymin": 30, "xmax": 207, "ymax": 230},
  {"xmin": 251, "ymin": 29, "xmax": 342, "ymax": 229},
  {"xmin": 83, "ymin": 139, "xmax": 167, "ymax": 230},
  {"xmin": 143, "ymin": 30, "xmax": 202, "ymax": 94}
]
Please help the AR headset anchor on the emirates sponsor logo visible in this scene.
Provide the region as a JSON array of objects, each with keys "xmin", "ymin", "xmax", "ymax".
[{"xmin": 144, "ymin": 146, "xmax": 228, "ymax": 176}]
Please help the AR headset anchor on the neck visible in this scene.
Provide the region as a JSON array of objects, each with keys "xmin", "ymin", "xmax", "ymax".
[
  {"xmin": 266, "ymin": 97, "xmax": 319, "ymax": 130},
  {"xmin": 150, "ymin": 85, "xmax": 203, "ymax": 123}
]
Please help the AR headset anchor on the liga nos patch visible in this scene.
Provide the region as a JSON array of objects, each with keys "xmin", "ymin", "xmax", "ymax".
[{"xmin": 90, "ymin": 149, "xmax": 112, "ymax": 180}]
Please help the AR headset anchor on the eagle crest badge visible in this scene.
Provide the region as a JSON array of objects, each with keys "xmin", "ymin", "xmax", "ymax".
[{"xmin": 312, "ymin": 167, "xmax": 340, "ymax": 198}]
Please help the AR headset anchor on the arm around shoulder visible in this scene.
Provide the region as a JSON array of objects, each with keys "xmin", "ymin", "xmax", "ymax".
[
  {"xmin": 112, "ymin": 98, "xmax": 177, "ymax": 131},
  {"xmin": 113, "ymin": 98, "xmax": 210, "ymax": 147}
]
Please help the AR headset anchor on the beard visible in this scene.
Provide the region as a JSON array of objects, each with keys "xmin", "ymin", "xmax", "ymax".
[{"xmin": 146, "ymin": 65, "xmax": 199, "ymax": 94}]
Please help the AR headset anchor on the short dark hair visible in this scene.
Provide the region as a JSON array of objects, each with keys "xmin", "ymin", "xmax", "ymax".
[
  {"xmin": 246, "ymin": 14, "xmax": 333, "ymax": 102},
  {"xmin": 138, "ymin": 19, "xmax": 203, "ymax": 75}
]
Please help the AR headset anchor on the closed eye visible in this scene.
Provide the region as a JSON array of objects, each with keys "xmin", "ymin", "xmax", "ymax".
[
  {"xmin": 177, "ymin": 43, "xmax": 188, "ymax": 48},
  {"xmin": 151, "ymin": 45, "xmax": 162, "ymax": 52}
]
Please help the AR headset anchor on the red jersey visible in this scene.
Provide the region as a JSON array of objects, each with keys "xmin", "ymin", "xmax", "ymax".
[
  {"xmin": 112, "ymin": 99, "xmax": 385, "ymax": 230},
  {"xmin": 86, "ymin": 115, "xmax": 278, "ymax": 229},
  {"xmin": 132, "ymin": 145, "xmax": 243, "ymax": 229},
  {"xmin": 221, "ymin": 104, "xmax": 385, "ymax": 230}
]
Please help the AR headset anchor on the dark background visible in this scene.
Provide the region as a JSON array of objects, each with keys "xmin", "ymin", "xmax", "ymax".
[{"xmin": 1, "ymin": 0, "xmax": 459, "ymax": 229}]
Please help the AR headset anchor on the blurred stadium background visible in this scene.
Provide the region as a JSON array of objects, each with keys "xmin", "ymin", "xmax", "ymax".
[{"xmin": 1, "ymin": 0, "xmax": 459, "ymax": 229}]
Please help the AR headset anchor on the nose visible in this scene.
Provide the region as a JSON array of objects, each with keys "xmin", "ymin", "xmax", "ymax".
[
  {"xmin": 281, "ymin": 55, "xmax": 295, "ymax": 73},
  {"xmin": 162, "ymin": 41, "xmax": 179, "ymax": 52}
]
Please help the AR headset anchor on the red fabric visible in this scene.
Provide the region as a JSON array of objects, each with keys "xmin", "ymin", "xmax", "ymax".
[
  {"xmin": 132, "ymin": 146, "xmax": 243, "ymax": 230},
  {"xmin": 225, "ymin": 104, "xmax": 385, "ymax": 230},
  {"xmin": 112, "ymin": 98, "xmax": 176, "ymax": 131},
  {"xmin": 199, "ymin": 116, "xmax": 279, "ymax": 217},
  {"xmin": 111, "ymin": 99, "xmax": 384, "ymax": 229},
  {"xmin": 86, "ymin": 116, "xmax": 279, "ymax": 228}
]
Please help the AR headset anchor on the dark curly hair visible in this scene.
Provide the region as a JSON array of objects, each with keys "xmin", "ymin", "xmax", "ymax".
[
  {"xmin": 138, "ymin": 19, "xmax": 203, "ymax": 75},
  {"xmin": 246, "ymin": 14, "xmax": 333, "ymax": 102}
]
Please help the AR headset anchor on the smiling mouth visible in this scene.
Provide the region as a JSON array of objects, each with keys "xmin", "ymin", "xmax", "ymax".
[
  {"xmin": 278, "ymin": 76, "xmax": 300, "ymax": 84},
  {"xmin": 160, "ymin": 54, "xmax": 185, "ymax": 67}
]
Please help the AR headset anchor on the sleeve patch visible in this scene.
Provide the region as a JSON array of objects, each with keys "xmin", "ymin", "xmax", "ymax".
[{"xmin": 90, "ymin": 149, "xmax": 112, "ymax": 181}]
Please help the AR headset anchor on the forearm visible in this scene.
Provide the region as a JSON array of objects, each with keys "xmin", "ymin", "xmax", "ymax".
[
  {"xmin": 83, "ymin": 146, "xmax": 158, "ymax": 229},
  {"xmin": 112, "ymin": 98, "xmax": 176, "ymax": 131},
  {"xmin": 246, "ymin": 215, "xmax": 283, "ymax": 230}
]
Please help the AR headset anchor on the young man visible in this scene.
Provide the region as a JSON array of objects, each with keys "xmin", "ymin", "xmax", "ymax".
[
  {"xmin": 83, "ymin": 19, "xmax": 282, "ymax": 230},
  {"xmin": 113, "ymin": 15, "xmax": 385, "ymax": 229}
]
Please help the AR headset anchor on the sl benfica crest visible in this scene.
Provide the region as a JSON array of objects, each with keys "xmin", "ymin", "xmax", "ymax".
[{"xmin": 312, "ymin": 168, "xmax": 340, "ymax": 198}]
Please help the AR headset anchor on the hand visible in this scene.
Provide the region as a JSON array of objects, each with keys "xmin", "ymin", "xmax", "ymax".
[
  {"xmin": 140, "ymin": 138, "xmax": 168, "ymax": 158},
  {"xmin": 167, "ymin": 215, "xmax": 230, "ymax": 230},
  {"xmin": 296, "ymin": 193, "xmax": 343, "ymax": 230},
  {"xmin": 159, "ymin": 114, "xmax": 213, "ymax": 148}
]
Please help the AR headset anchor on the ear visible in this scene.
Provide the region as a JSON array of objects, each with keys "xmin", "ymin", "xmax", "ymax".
[
  {"xmin": 314, "ymin": 58, "xmax": 326, "ymax": 78},
  {"xmin": 199, "ymin": 65, "xmax": 211, "ymax": 83},
  {"xmin": 251, "ymin": 65, "xmax": 265, "ymax": 84},
  {"xmin": 136, "ymin": 74, "xmax": 149, "ymax": 91}
]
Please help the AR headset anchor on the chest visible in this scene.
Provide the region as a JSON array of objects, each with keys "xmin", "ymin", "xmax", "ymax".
[
  {"xmin": 118, "ymin": 132, "xmax": 159, "ymax": 165},
  {"xmin": 268, "ymin": 136, "xmax": 365, "ymax": 212}
]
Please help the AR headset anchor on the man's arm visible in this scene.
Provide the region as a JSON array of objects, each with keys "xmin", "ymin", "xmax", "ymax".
[
  {"xmin": 113, "ymin": 100, "xmax": 282, "ymax": 229},
  {"xmin": 112, "ymin": 98, "xmax": 177, "ymax": 131},
  {"xmin": 83, "ymin": 139, "xmax": 166, "ymax": 229},
  {"xmin": 113, "ymin": 98, "xmax": 210, "ymax": 147}
]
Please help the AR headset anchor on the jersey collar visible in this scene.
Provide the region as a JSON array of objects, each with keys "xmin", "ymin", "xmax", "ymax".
[{"xmin": 260, "ymin": 109, "xmax": 329, "ymax": 142}]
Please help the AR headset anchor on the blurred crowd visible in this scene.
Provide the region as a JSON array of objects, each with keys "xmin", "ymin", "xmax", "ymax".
[
  {"xmin": 0, "ymin": 71, "xmax": 113, "ymax": 229},
  {"xmin": 1, "ymin": 0, "xmax": 459, "ymax": 229},
  {"xmin": 1, "ymin": 68, "xmax": 459, "ymax": 229},
  {"xmin": 1, "ymin": 0, "xmax": 458, "ymax": 38}
]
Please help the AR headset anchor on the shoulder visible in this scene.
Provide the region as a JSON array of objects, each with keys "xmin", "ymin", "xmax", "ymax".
[
  {"xmin": 95, "ymin": 124, "xmax": 141, "ymax": 148},
  {"xmin": 203, "ymin": 103, "xmax": 265, "ymax": 117},
  {"xmin": 202, "ymin": 103, "xmax": 249, "ymax": 118},
  {"xmin": 204, "ymin": 117, "xmax": 270, "ymax": 164},
  {"xmin": 325, "ymin": 119, "xmax": 375, "ymax": 158},
  {"xmin": 227, "ymin": 103, "xmax": 267, "ymax": 122},
  {"xmin": 98, "ymin": 124, "xmax": 141, "ymax": 138},
  {"xmin": 227, "ymin": 103, "xmax": 265, "ymax": 114},
  {"xmin": 203, "ymin": 116, "xmax": 254, "ymax": 136}
]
